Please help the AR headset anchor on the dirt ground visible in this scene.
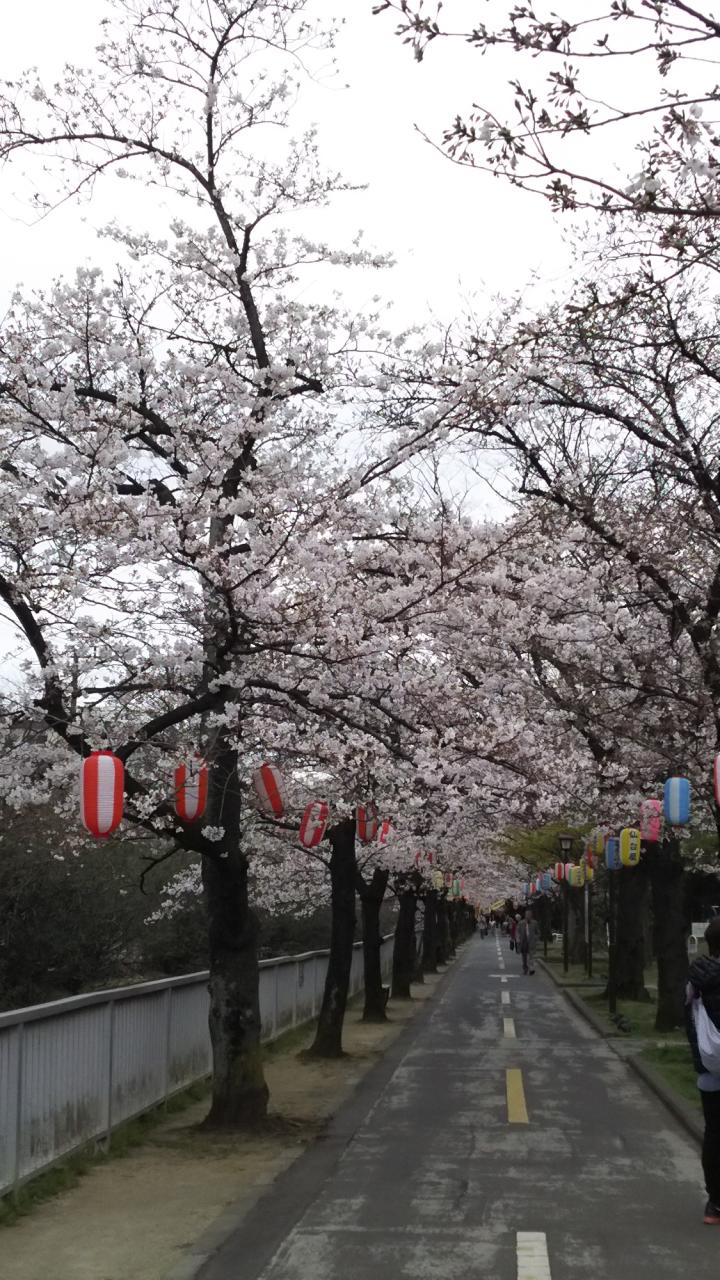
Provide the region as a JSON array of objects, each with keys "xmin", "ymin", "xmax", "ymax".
[{"xmin": 2, "ymin": 977, "xmax": 443, "ymax": 1280}]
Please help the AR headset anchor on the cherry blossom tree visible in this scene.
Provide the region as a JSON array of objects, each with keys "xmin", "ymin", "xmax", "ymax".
[
  {"xmin": 0, "ymin": 0, "xmax": 448, "ymax": 1127},
  {"xmin": 377, "ymin": 0, "xmax": 720, "ymax": 262}
]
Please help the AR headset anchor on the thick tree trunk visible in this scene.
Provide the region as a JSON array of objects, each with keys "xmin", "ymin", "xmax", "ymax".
[
  {"xmin": 568, "ymin": 890, "xmax": 586, "ymax": 967},
  {"xmin": 413, "ymin": 912, "xmax": 425, "ymax": 985},
  {"xmin": 201, "ymin": 747, "xmax": 268, "ymax": 1128},
  {"xmin": 357, "ymin": 866, "xmax": 389, "ymax": 1023},
  {"xmin": 615, "ymin": 863, "xmax": 650, "ymax": 1001},
  {"xmin": 448, "ymin": 900, "xmax": 460, "ymax": 952},
  {"xmin": 422, "ymin": 890, "xmax": 438, "ymax": 974},
  {"xmin": 392, "ymin": 891, "xmax": 417, "ymax": 999},
  {"xmin": 437, "ymin": 895, "xmax": 451, "ymax": 964},
  {"xmin": 307, "ymin": 818, "xmax": 356, "ymax": 1058},
  {"xmin": 648, "ymin": 839, "xmax": 688, "ymax": 1032}
]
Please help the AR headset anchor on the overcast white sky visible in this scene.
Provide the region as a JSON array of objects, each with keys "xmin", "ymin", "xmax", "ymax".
[{"xmin": 0, "ymin": 0, "xmax": 580, "ymax": 323}]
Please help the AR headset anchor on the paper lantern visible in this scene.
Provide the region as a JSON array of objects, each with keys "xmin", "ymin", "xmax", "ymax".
[
  {"xmin": 619, "ymin": 827, "xmax": 641, "ymax": 867},
  {"xmin": 377, "ymin": 820, "xmax": 392, "ymax": 845},
  {"xmin": 444, "ymin": 871, "xmax": 453, "ymax": 887},
  {"xmin": 432, "ymin": 870, "xmax": 444, "ymax": 890},
  {"xmin": 605, "ymin": 837, "xmax": 621, "ymax": 871},
  {"xmin": 252, "ymin": 762, "xmax": 286, "ymax": 817},
  {"xmin": 639, "ymin": 798, "xmax": 662, "ymax": 843},
  {"xmin": 714, "ymin": 756, "xmax": 720, "ymax": 808},
  {"xmin": 585, "ymin": 864, "xmax": 595, "ymax": 883},
  {"xmin": 541, "ymin": 872, "xmax": 553, "ymax": 891},
  {"xmin": 553, "ymin": 862, "xmax": 565, "ymax": 881},
  {"xmin": 80, "ymin": 751, "xmax": 124, "ymax": 838},
  {"xmin": 174, "ymin": 757, "xmax": 208, "ymax": 823},
  {"xmin": 452, "ymin": 877, "xmax": 461, "ymax": 897},
  {"xmin": 564, "ymin": 862, "xmax": 574, "ymax": 880},
  {"xmin": 664, "ymin": 776, "xmax": 691, "ymax": 826},
  {"xmin": 298, "ymin": 800, "xmax": 329, "ymax": 849},
  {"xmin": 356, "ymin": 803, "xmax": 378, "ymax": 844},
  {"xmin": 568, "ymin": 865, "xmax": 585, "ymax": 888}
]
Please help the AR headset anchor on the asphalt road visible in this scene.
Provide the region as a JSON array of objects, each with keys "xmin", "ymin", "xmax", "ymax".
[{"xmin": 199, "ymin": 933, "xmax": 718, "ymax": 1279}]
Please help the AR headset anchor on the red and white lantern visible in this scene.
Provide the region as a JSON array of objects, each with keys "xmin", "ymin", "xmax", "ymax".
[
  {"xmin": 377, "ymin": 820, "xmax": 392, "ymax": 845},
  {"xmin": 299, "ymin": 800, "xmax": 329, "ymax": 849},
  {"xmin": 252, "ymin": 762, "xmax": 286, "ymax": 817},
  {"xmin": 639, "ymin": 798, "xmax": 662, "ymax": 843},
  {"xmin": 356, "ymin": 803, "xmax": 378, "ymax": 844},
  {"xmin": 174, "ymin": 757, "xmax": 208, "ymax": 823},
  {"xmin": 80, "ymin": 751, "xmax": 124, "ymax": 838},
  {"xmin": 554, "ymin": 862, "xmax": 565, "ymax": 881}
]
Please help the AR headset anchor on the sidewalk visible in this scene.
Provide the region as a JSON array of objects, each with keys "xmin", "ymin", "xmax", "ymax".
[
  {"xmin": 199, "ymin": 932, "xmax": 718, "ymax": 1279},
  {"xmin": 2, "ymin": 977, "xmax": 444, "ymax": 1280}
]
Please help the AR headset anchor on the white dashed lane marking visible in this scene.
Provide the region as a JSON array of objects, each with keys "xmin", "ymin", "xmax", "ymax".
[
  {"xmin": 517, "ymin": 1231, "xmax": 552, "ymax": 1279},
  {"xmin": 503, "ymin": 1017, "xmax": 516, "ymax": 1038}
]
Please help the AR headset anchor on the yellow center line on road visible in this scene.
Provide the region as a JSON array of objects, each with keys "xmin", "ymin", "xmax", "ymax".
[{"xmin": 506, "ymin": 1068, "xmax": 529, "ymax": 1124}]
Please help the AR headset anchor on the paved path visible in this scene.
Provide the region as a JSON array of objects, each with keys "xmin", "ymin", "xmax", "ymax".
[{"xmin": 200, "ymin": 934, "xmax": 717, "ymax": 1279}]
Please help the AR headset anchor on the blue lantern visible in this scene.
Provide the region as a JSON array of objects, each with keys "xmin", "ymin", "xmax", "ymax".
[
  {"xmin": 664, "ymin": 777, "xmax": 691, "ymax": 826},
  {"xmin": 541, "ymin": 872, "xmax": 552, "ymax": 891},
  {"xmin": 605, "ymin": 837, "xmax": 621, "ymax": 871}
]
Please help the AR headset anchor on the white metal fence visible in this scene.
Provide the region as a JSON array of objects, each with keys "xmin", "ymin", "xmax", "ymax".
[{"xmin": 0, "ymin": 934, "xmax": 396, "ymax": 1197}]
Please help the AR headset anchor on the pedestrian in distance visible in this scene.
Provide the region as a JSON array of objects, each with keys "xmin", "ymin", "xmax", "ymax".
[
  {"xmin": 517, "ymin": 908, "xmax": 538, "ymax": 975},
  {"xmin": 686, "ymin": 919, "xmax": 720, "ymax": 1225}
]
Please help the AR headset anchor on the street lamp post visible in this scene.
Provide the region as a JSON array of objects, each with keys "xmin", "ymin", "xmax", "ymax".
[{"xmin": 559, "ymin": 834, "xmax": 573, "ymax": 975}]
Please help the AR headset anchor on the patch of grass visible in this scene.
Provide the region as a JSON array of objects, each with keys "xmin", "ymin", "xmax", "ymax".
[
  {"xmin": 640, "ymin": 1044, "xmax": 700, "ymax": 1109},
  {"xmin": 578, "ymin": 988, "xmax": 686, "ymax": 1042},
  {"xmin": 263, "ymin": 1020, "xmax": 316, "ymax": 1060},
  {"xmin": 0, "ymin": 1078, "xmax": 211, "ymax": 1229}
]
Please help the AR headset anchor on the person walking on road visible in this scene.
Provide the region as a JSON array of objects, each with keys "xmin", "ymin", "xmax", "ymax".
[
  {"xmin": 686, "ymin": 918, "xmax": 720, "ymax": 1225},
  {"xmin": 517, "ymin": 908, "xmax": 538, "ymax": 976}
]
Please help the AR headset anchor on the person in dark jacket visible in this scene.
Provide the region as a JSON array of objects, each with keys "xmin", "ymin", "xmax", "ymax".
[
  {"xmin": 517, "ymin": 909, "xmax": 539, "ymax": 976},
  {"xmin": 686, "ymin": 918, "xmax": 720, "ymax": 1225}
]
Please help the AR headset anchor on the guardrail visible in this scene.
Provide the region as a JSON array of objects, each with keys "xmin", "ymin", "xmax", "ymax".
[{"xmin": 0, "ymin": 933, "xmax": 396, "ymax": 1197}]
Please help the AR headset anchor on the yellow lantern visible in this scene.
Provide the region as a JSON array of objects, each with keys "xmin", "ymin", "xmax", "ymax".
[{"xmin": 619, "ymin": 827, "xmax": 641, "ymax": 867}]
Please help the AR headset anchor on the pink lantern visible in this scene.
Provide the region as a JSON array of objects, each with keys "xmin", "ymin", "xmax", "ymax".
[
  {"xmin": 80, "ymin": 751, "xmax": 124, "ymax": 838},
  {"xmin": 252, "ymin": 762, "xmax": 286, "ymax": 818},
  {"xmin": 639, "ymin": 798, "xmax": 663, "ymax": 843},
  {"xmin": 174, "ymin": 757, "xmax": 208, "ymax": 823},
  {"xmin": 377, "ymin": 820, "xmax": 392, "ymax": 845},
  {"xmin": 564, "ymin": 862, "xmax": 574, "ymax": 880},
  {"xmin": 356, "ymin": 803, "xmax": 378, "ymax": 844},
  {"xmin": 714, "ymin": 755, "xmax": 720, "ymax": 807},
  {"xmin": 299, "ymin": 801, "xmax": 329, "ymax": 849}
]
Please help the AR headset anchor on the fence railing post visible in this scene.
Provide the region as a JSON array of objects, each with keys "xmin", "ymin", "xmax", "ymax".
[
  {"xmin": 163, "ymin": 986, "xmax": 173, "ymax": 1102},
  {"xmin": 105, "ymin": 1001, "xmax": 115, "ymax": 1145},
  {"xmin": 12, "ymin": 1021, "xmax": 24, "ymax": 1193}
]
